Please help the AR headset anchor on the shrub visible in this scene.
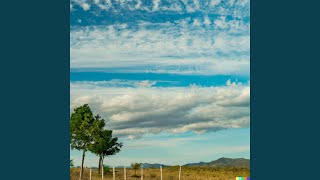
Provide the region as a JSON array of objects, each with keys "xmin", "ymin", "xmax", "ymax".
[{"xmin": 103, "ymin": 165, "xmax": 110, "ymax": 174}]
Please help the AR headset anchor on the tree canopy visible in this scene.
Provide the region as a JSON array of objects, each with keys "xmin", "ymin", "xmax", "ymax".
[
  {"xmin": 70, "ymin": 104, "xmax": 107, "ymax": 179},
  {"xmin": 89, "ymin": 129, "xmax": 123, "ymax": 158},
  {"xmin": 70, "ymin": 104, "xmax": 98, "ymax": 150},
  {"xmin": 70, "ymin": 104, "xmax": 123, "ymax": 177},
  {"xmin": 131, "ymin": 163, "xmax": 142, "ymax": 176},
  {"xmin": 88, "ymin": 116, "xmax": 123, "ymax": 173}
]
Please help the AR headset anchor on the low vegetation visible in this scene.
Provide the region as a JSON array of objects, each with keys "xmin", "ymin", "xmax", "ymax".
[{"xmin": 70, "ymin": 166, "xmax": 250, "ymax": 180}]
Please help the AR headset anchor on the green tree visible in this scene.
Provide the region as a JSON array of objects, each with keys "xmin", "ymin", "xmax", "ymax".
[
  {"xmin": 70, "ymin": 159, "xmax": 74, "ymax": 167},
  {"xmin": 70, "ymin": 104, "xmax": 104, "ymax": 180},
  {"xmin": 89, "ymin": 124, "xmax": 123, "ymax": 174},
  {"xmin": 131, "ymin": 163, "xmax": 141, "ymax": 176}
]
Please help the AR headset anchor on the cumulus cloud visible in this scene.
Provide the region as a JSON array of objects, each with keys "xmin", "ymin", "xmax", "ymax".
[{"xmin": 71, "ymin": 81, "xmax": 250, "ymax": 139}]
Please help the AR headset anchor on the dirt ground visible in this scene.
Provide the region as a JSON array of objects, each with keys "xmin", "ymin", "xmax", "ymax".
[{"xmin": 70, "ymin": 166, "xmax": 250, "ymax": 180}]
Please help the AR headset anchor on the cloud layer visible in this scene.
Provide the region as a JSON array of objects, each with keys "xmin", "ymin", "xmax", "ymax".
[
  {"xmin": 71, "ymin": 80, "xmax": 250, "ymax": 139},
  {"xmin": 71, "ymin": 21, "xmax": 249, "ymax": 75},
  {"xmin": 70, "ymin": 0, "xmax": 250, "ymax": 75},
  {"xmin": 70, "ymin": 0, "xmax": 250, "ymax": 17}
]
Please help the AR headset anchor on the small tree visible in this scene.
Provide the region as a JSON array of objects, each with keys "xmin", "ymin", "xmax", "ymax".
[
  {"xmin": 131, "ymin": 163, "xmax": 141, "ymax": 176},
  {"xmin": 70, "ymin": 104, "xmax": 105, "ymax": 180},
  {"xmin": 70, "ymin": 159, "xmax": 74, "ymax": 167},
  {"xmin": 89, "ymin": 124, "xmax": 123, "ymax": 174}
]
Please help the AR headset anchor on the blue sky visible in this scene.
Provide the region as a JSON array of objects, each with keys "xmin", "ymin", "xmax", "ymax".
[{"xmin": 70, "ymin": 0, "xmax": 250, "ymax": 167}]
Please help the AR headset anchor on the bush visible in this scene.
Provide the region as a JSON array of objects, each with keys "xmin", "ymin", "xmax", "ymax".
[{"xmin": 103, "ymin": 165, "xmax": 111, "ymax": 174}]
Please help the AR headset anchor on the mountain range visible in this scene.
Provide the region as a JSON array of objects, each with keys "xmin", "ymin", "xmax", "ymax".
[{"xmin": 142, "ymin": 157, "xmax": 250, "ymax": 168}]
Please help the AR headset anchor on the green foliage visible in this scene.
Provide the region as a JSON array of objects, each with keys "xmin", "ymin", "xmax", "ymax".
[
  {"xmin": 88, "ymin": 117, "xmax": 123, "ymax": 159},
  {"xmin": 70, "ymin": 104, "xmax": 104, "ymax": 151},
  {"xmin": 131, "ymin": 162, "xmax": 142, "ymax": 170},
  {"xmin": 70, "ymin": 104, "xmax": 123, "ymax": 177},
  {"xmin": 70, "ymin": 159, "xmax": 74, "ymax": 167},
  {"xmin": 131, "ymin": 162, "xmax": 141, "ymax": 176},
  {"xmin": 70, "ymin": 104, "xmax": 107, "ymax": 180},
  {"xmin": 103, "ymin": 165, "xmax": 110, "ymax": 174}
]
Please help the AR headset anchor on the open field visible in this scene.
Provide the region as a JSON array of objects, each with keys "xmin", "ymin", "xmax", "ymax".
[{"xmin": 70, "ymin": 166, "xmax": 250, "ymax": 180}]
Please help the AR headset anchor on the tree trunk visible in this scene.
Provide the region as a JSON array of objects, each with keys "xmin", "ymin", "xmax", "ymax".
[
  {"xmin": 79, "ymin": 147, "xmax": 86, "ymax": 180},
  {"xmin": 98, "ymin": 156, "xmax": 102, "ymax": 174},
  {"xmin": 101, "ymin": 156, "xmax": 104, "ymax": 174}
]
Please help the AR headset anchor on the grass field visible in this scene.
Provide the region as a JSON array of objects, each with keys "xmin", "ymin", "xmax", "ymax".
[{"xmin": 70, "ymin": 166, "xmax": 250, "ymax": 180}]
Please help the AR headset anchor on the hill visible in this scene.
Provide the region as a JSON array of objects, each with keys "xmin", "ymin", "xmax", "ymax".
[
  {"xmin": 141, "ymin": 163, "xmax": 169, "ymax": 168},
  {"xmin": 183, "ymin": 157, "xmax": 250, "ymax": 168}
]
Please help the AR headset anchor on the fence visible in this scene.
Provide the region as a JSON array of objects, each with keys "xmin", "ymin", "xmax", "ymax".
[
  {"xmin": 70, "ymin": 166, "xmax": 182, "ymax": 180},
  {"xmin": 71, "ymin": 166, "xmax": 250, "ymax": 180}
]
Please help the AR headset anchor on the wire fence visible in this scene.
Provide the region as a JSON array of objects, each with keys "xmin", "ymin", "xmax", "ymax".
[
  {"xmin": 70, "ymin": 166, "xmax": 180, "ymax": 180},
  {"xmin": 70, "ymin": 166, "xmax": 249, "ymax": 180}
]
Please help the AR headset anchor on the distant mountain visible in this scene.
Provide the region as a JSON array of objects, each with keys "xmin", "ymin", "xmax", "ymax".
[
  {"xmin": 131, "ymin": 158, "xmax": 249, "ymax": 169},
  {"xmin": 141, "ymin": 163, "xmax": 169, "ymax": 168},
  {"xmin": 183, "ymin": 157, "xmax": 250, "ymax": 168}
]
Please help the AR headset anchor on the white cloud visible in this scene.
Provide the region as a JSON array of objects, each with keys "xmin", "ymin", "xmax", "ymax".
[
  {"xmin": 161, "ymin": 3, "xmax": 183, "ymax": 12},
  {"xmin": 72, "ymin": 2, "xmax": 246, "ymax": 27},
  {"xmin": 70, "ymin": 80, "xmax": 158, "ymax": 88},
  {"xmin": 80, "ymin": 2, "xmax": 90, "ymax": 11},
  {"xmin": 71, "ymin": 81, "xmax": 250, "ymax": 139},
  {"xmin": 203, "ymin": 16, "xmax": 211, "ymax": 25},
  {"xmin": 152, "ymin": 0, "xmax": 161, "ymax": 11},
  {"xmin": 70, "ymin": 21, "xmax": 249, "ymax": 75},
  {"xmin": 210, "ymin": 0, "xmax": 221, "ymax": 7},
  {"xmin": 192, "ymin": 18, "xmax": 201, "ymax": 26},
  {"xmin": 135, "ymin": 80, "xmax": 157, "ymax": 87},
  {"xmin": 135, "ymin": 0, "xmax": 142, "ymax": 9},
  {"xmin": 70, "ymin": 0, "xmax": 249, "ymax": 15}
]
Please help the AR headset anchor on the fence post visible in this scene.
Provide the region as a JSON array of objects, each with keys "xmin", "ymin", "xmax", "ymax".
[
  {"xmin": 102, "ymin": 165, "xmax": 104, "ymax": 179},
  {"xmin": 113, "ymin": 167, "xmax": 115, "ymax": 180},
  {"xmin": 90, "ymin": 169, "xmax": 92, "ymax": 180},
  {"xmin": 179, "ymin": 166, "xmax": 181, "ymax": 180},
  {"xmin": 124, "ymin": 167, "xmax": 126, "ymax": 180},
  {"xmin": 160, "ymin": 165, "xmax": 162, "ymax": 180},
  {"xmin": 141, "ymin": 166, "xmax": 143, "ymax": 180}
]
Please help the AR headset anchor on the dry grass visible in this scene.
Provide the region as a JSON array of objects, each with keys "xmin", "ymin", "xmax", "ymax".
[{"xmin": 70, "ymin": 166, "xmax": 249, "ymax": 180}]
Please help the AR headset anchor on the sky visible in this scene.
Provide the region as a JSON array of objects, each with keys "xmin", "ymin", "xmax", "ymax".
[{"xmin": 70, "ymin": 0, "xmax": 250, "ymax": 167}]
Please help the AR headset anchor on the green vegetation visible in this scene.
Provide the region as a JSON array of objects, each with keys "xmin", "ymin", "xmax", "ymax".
[
  {"xmin": 88, "ymin": 115, "xmax": 123, "ymax": 174},
  {"xmin": 70, "ymin": 104, "xmax": 122, "ymax": 180},
  {"xmin": 103, "ymin": 165, "xmax": 110, "ymax": 174},
  {"xmin": 131, "ymin": 162, "xmax": 142, "ymax": 176}
]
